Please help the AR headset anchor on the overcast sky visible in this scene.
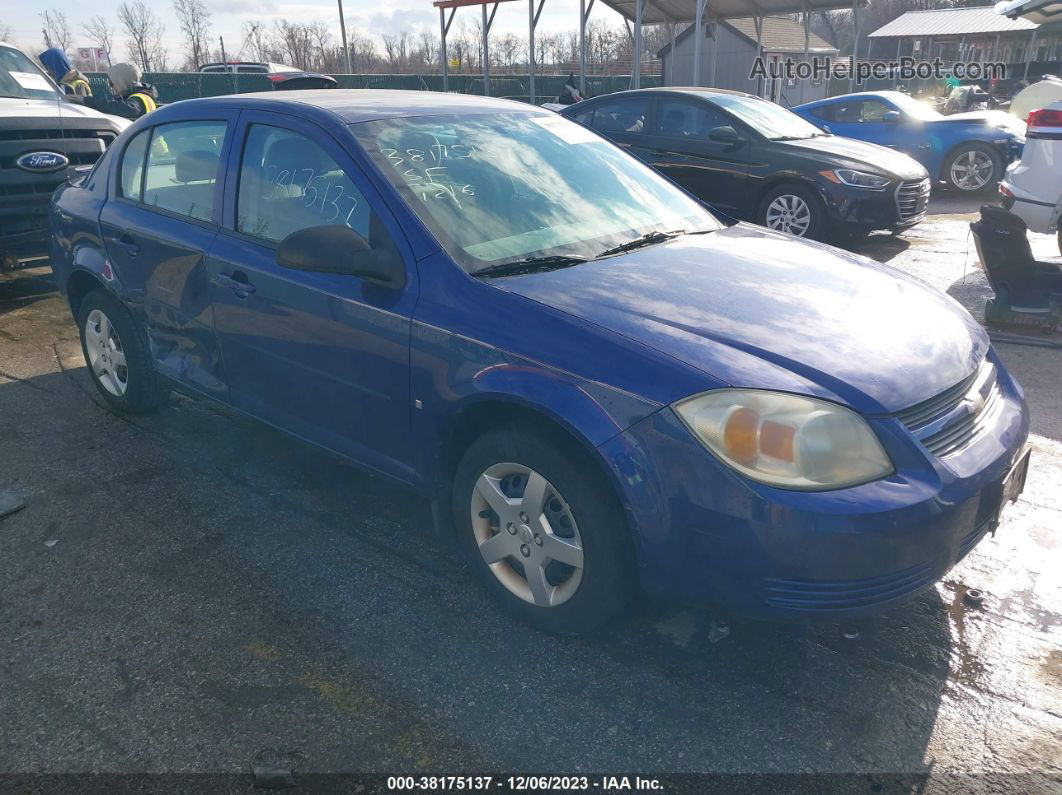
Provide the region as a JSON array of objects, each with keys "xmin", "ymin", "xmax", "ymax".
[{"xmin": 2, "ymin": 0, "xmax": 625, "ymax": 63}]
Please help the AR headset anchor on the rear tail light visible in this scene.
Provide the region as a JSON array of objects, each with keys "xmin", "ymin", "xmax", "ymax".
[
  {"xmin": 999, "ymin": 183, "xmax": 1014, "ymax": 198},
  {"xmin": 1026, "ymin": 108, "xmax": 1062, "ymax": 129}
]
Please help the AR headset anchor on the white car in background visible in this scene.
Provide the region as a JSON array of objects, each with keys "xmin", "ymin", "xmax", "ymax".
[{"xmin": 997, "ymin": 0, "xmax": 1062, "ymax": 254}]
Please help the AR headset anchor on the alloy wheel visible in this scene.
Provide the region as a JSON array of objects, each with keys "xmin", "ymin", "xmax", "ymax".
[
  {"xmin": 765, "ymin": 194, "xmax": 812, "ymax": 236},
  {"xmin": 470, "ymin": 462, "xmax": 584, "ymax": 608},
  {"xmin": 84, "ymin": 309, "xmax": 129, "ymax": 397},
  {"xmin": 949, "ymin": 150, "xmax": 994, "ymax": 191}
]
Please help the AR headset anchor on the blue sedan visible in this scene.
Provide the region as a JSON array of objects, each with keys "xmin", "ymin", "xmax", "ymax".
[
  {"xmin": 49, "ymin": 91, "xmax": 1029, "ymax": 633},
  {"xmin": 795, "ymin": 91, "xmax": 1026, "ymax": 193}
]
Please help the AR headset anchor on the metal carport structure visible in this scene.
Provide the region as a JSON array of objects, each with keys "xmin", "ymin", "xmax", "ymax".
[{"xmin": 433, "ymin": 0, "xmax": 867, "ymax": 103}]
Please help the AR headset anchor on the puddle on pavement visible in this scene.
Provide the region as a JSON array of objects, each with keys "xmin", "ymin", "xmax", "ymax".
[{"xmin": 942, "ymin": 580, "xmax": 988, "ymax": 691}]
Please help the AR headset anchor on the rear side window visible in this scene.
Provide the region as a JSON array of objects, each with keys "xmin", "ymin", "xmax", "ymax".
[
  {"xmin": 142, "ymin": 121, "xmax": 227, "ymax": 222},
  {"xmin": 590, "ymin": 97, "xmax": 650, "ymax": 134},
  {"xmin": 235, "ymin": 123, "xmax": 371, "ymax": 243},
  {"xmin": 119, "ymin": 129, "xmax": 149, "ymax": 201}
]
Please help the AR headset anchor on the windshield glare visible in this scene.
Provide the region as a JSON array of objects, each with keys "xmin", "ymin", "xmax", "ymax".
[
  {"xmin": 711, "ymin": 94, "xmax": 825, "ymax": 140},
  {"xmin": 882, "ymin": 92, "xmax": 943, "ymax": 121},
  {"xmin": 0, "ymin": 47, "xmax": 61, "ymax": 100},
  {"xmin": 352, "ymin": 112, "xmax": 720, "ymax": 271}
]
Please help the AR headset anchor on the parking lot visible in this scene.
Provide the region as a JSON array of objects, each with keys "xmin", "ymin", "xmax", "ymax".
[{"xmin": 1, "ymin": 193, "xmax": 1059, "ymax": 790}]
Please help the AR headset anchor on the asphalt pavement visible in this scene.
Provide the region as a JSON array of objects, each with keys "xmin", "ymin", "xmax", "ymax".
[{"xmin": 0, "ymin": 192, "xmax": 1059, "ymax": 791}]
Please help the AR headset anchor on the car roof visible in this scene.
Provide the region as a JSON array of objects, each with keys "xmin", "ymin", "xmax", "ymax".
[
  {"xmin": 798, "ymin": 91, "xmax": 904, "ymax": 109},
  {"xmin": 167, "ymin": 89, "xmax": 538, "ymax": 124},
  {"xmin": 591, "ymin": 87, "xmax": 757, "ymax": 101}
]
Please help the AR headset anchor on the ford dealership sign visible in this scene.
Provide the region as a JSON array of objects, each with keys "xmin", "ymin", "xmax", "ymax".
[{"xmin": 16, "ymin": 151, "xmax": 69, "ymax": 173}]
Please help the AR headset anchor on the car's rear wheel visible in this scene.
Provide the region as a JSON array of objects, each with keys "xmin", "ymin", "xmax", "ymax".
[
  {"xmin": 757, "ymin": 183, "xmax": 826, "ymax": 240},
  {"xmin": 78, "ymin": 289, "xmax": 165, "ymax": 413},
  {"xmin": 944, "ymin": 144, "xmax": 1002, "ymax": 193},
  {"xmin": 452, "ymin": 425, "xmax": 633, "ymax": 634}
]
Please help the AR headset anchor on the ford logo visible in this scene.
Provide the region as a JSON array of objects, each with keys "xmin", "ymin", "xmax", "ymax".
[{"xmin": 16, "ymin": 151, "xmax": 69, "ymax": 173}]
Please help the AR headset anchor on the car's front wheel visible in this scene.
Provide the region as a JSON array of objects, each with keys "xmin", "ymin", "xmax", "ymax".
[
  {"xmin": 453, "ymin": 425, "xmax": 633, "ymax": 634},
  {"xmin": 944, "ymin": 144, "xmax": 1002, "ymax": 193},
  {"xmin": 757, "ymin": 183, "xmax": 826, "ymax": 240},
  {"xmin": 77, "ymin": 289, "xmax": 165, "ymax": 413}
]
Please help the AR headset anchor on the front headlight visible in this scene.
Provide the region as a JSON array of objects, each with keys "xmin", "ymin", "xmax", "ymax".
[
  {"xmin": 673, "ymin": 390, "xmax": 893, "ymax": 491},
  {"xmin": 822, "ymin": 169, "xmax": 891, "ymax": 190}
]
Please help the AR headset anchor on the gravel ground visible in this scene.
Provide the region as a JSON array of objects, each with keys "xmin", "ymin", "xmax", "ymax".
[{"xmin": 0, "ymin": 192, "xmax": 1059, "ymax": 791}]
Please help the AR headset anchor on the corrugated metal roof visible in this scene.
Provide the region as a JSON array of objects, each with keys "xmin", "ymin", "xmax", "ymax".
[
  {"xmin": 599, "ymin": 0, "xmax": 858, "ymax": 25},
  {"xmin": 868, "ymin": 7, "xmax": 1038, "ymax": 38}
]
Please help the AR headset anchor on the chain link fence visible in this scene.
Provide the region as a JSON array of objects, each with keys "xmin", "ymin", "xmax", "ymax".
[{"xmin": 84, "ymin": 72, "xmax": 661, "ymax": 104}]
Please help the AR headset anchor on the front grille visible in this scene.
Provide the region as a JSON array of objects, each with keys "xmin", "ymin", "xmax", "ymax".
[
  {"xmin": 763, "ymin": 563, "xmax": 935, "ymax": 611},
  {"xmin": 1, "ymin": 116, "xmax": 118, "ymax": 253},
  {"xmin": 895, "ymin": 178, "xmax": 931, "ymax": 222},
  {"xmin": 895, "ymin": 360, "xmax": 1004, "ymax": 459}
]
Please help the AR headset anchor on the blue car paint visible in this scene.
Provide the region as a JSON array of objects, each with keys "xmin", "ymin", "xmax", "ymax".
[
  {"xmin": 794, "ymin": 92, "xmax": 1023, "ymax": 182},
  {"xmin": 49, "ymin": 91, "xmax": 1029, "ymax": 619}
]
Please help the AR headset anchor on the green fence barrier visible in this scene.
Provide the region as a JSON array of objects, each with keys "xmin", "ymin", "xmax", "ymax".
[{"xmin": 85, "ymin": 72, "xmax": 660, "ymax": 105}]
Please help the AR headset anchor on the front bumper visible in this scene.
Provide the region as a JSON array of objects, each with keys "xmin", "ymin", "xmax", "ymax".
[
  {"xmin": 818, "ymin": 177, "xmax": 930, "ymax": 233},
  {"xmin": 599, "ymin": 352, "xmax": 1029, "ymax": 619}
]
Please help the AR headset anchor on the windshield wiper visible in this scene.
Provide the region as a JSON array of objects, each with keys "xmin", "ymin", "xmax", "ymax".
[
  {"xmin": 597, "ymin": 229, "xmax": 686, "ymax": 258},
  {"xmin": 471, "ymin": 254, "xmax": 591, "ymax": 278}
]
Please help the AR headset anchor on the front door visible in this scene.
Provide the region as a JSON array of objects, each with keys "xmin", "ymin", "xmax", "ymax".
[
  {"xmin": 206, "ymin": 113, "xmax": 419, "ymax": 482},
  {"xmin": 643, "ymin": 97, "xmax": 751, "ymax": 215},
  {"xmin": 98, "ymin": 114, "xmax": 234, "ymax": 397}
]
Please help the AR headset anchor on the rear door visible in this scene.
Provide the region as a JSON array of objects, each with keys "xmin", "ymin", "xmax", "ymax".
[
  {"xmin": 205, "ymin": 112, "xmax": 419, "ymax": 481},
  {"xmin": 642, "ymin": 96, "xmax": 751, "ymax": 214},
  {"xmin": 99, "ymin": 111, "xmax": 235, "ymax": 397}
]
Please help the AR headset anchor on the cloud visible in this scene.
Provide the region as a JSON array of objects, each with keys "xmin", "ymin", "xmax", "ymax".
[{"xmin": 358, "ymin": 8, "xmax": 439, "ymax": 38}]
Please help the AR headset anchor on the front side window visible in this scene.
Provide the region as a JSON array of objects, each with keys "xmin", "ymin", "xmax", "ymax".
[
  {"xmin": 352, "ymin": 112, "xmax": 720, "ymax": 271},
  {"xmin": 236, "ymin": 124, "xmax": 371, "ymax": 243},
  {"xmin": 142, "ymin": 121, "xmax": 227, "ymax": 222},
  {"xmin": 655, "ymin": 98, "xmax": 731, "ymax": 139}
]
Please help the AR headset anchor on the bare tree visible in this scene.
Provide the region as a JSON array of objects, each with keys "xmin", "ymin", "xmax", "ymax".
[
  {"xmin": 41, "ymin": 9, "xmax": 72, "ymax": 51},
  {"xmin": 117, "ymin": 1, "xmax": 166, "ymax": 71},
  {"xmin": 173, "ymin": 0, "xmax": 211, "ymax": 71},
  {"xmin": 0, "ymin": 23, "xmax": 14, "ymax": 42},
  {"xmin": 83, "ymin": 16, "xmax": 116, "ymax": 66},
  {"xmin": 240, "ymin": 21, "xmax": 270, "ymax": 63}
]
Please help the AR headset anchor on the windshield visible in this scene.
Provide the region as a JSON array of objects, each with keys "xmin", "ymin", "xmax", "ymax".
[
  {"xmin": 351, "ymin": 112, "xmax": 720, "ymax": 271},
  {"xmin": 0, "ymin": 46, "xmax": 62, "ymax": 100},
  {"xmin": 710, "ymin": 94, "xmax": 826, "ymax": 140},
  {"xmin": 883, "ymin": 92, "xmax": 943, "ymax": 121}
]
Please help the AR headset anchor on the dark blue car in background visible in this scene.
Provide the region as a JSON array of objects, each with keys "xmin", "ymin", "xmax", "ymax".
[
  {"xmin": 796, "ymin": 91, "xmax": 1026, "ymax": 193},
  {"xmin": 49, "ymin": 91, "xmax": 1030, "ymax": 633}
]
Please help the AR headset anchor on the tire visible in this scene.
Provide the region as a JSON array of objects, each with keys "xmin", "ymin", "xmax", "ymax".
[
  {"xmin": 452, "ymin": 424, "xmax": 634, "ymax": 635},
  {"xmin": 77, "ymin": 289, "xmax": 166, "ymax": 413},
  {"xmin": 944, "ymin": 143, "xmax": 1003, "ymax": 193},
  {"xmin": 756, "ymin": 183, "xmax": 827, "ymax": 241}
]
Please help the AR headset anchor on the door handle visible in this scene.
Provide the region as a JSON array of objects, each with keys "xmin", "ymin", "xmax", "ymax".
[
  {"xmin": 109, "ymin": 232, "xmax": 140, "ymax": 257},
  {"xmin": 212, "ymin": 272, "xmax": 256, "ymax": 298}
]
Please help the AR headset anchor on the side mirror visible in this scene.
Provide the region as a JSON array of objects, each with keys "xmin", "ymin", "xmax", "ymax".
[
  {"xmin": 276, "ymin": 225, "xmax": 405, "ymax": 287},
  {"xmin": 708, "ymin": 125, "xmax": 741, "ymax": 142},
  {"xmin": 882, "ymin": 110, "xmax": 903, "ymax": 123},
  {"xmin": 821, "ymin": 124, "xmax": 832, "ymax": 134}
]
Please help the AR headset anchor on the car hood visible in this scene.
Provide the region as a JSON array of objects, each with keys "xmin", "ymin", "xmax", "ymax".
[
  {"xmin": 778, "ymin": 135, "xmax": 928, "ymax": 180},
  {"xmin": 939, "ymin": 110, "xmax": 1027, "ymax": 135},
  {"xmin": 494, "ymin": 224, "xmax": 986, "ymax": 414},
  {"xmin": 0, "ymin": 96, "xmax": 129, "ymax": 128}
]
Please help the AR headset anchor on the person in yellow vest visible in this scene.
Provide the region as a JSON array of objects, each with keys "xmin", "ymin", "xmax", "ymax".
[
  {"xmin": 39, "ymin": 48, "xmax": 92, "ymax": 97},
  {"xmin": 84, "ymin": 63, "xmax": 159, "ymax": 119}
]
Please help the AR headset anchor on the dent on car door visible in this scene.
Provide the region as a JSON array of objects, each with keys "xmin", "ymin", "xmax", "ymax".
[
  {"xmin": 98, "ymin": 116, "xmax": 233, "ymax": 397},
  {"xmin": 206, "ymin": 116, "xmax": 419, "ymax": 482}
]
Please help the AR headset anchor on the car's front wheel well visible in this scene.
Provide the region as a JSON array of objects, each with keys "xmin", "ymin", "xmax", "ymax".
[
  {"xmin": 66, "ymin": 270, "xmax": 106, "ymax": 319},
  {"xmin": 432, "ymin": 400, "xmax": 629, "ymax": 541}
]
